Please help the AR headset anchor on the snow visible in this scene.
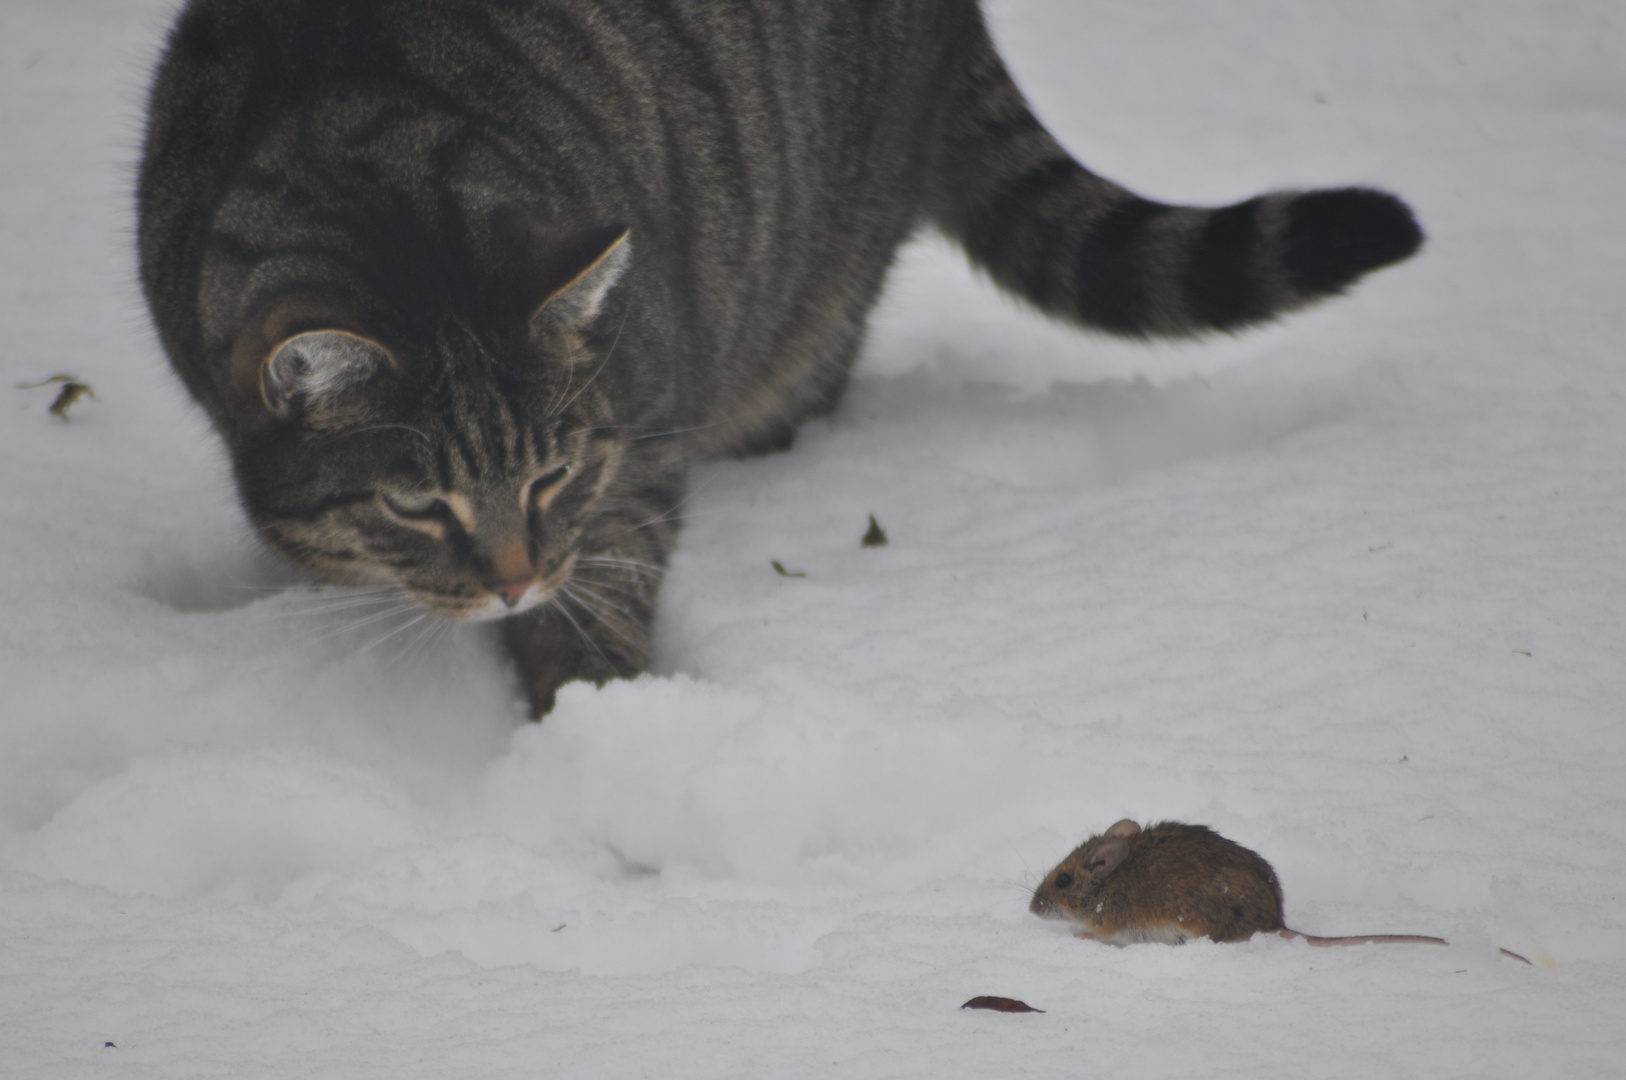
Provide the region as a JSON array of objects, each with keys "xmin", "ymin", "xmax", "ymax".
[{"xmin": 3, "ymin": 1, "xmax": 1624, "ymax": 1076}]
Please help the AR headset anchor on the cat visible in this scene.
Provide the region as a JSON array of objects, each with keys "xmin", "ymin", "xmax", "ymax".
[{"xmin": 138, "ymin": 0, "xmax": 1422, "ymax": 715}]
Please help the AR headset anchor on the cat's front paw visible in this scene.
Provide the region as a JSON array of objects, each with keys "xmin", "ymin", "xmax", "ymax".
[
  {"xmin": 503, "ymin": 606, "xmax": 648, "ymax": 718},
  {"xmin": 521, "ymin": 651, "xmax": 633, "ymax": 718}
]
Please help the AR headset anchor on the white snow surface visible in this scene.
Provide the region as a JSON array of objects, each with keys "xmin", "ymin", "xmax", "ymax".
[{"xmin": 3, "ymin": 1, "xmax": 1624, "ymax": 1076}]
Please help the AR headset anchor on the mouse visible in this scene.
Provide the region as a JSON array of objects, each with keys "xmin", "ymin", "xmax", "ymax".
[{"xmin": 1028, "ymin": 819, "xmax": 1450, "ymax": 948}]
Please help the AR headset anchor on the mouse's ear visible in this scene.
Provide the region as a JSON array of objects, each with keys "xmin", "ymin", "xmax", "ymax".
[
  {"xmin": 1104, "ymin": 819, "xmax": 1142, "ymax": 839},
  {"xmin": 1087, "ymin": 837, "xmax": 1133, "ymax": 880}
]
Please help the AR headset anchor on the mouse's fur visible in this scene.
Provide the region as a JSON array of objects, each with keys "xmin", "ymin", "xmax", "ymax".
[
  {"xmin": 1031, "ymin": 819, "xmax": 1453, "ymax": 949},
  {"xmin": 1030, "ymin": 819, "xmax": 1285, "ymax": 944}
]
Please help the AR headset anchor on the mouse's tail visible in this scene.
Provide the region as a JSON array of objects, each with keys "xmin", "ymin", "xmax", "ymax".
[
  {"xmin": 1279, "ymin": 929, "xmax": 1448, "ymax": 947},
  {"xmin": 928, "ymin": 12, "xmax": 1422, "ymax": 339}
]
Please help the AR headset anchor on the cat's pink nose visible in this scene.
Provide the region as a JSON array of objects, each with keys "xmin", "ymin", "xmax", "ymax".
[{"xmin": 492, "ymin": 580, "xmax": 532, "ymax": 607}]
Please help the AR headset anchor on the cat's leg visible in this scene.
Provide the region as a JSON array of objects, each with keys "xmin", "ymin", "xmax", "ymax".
[
  {"xmin": 728, "ymin": 416, "xmax": 800, "ymax": 456},
  {"xmin": 719, "ymin": 323, "xmax": 869, "ymax": 459},
  {"xmin": 503, "ymin": 463, "xmax": 680, "ymax": 717},
  {"xmin": 502, "ymin": 598, "xmax": 649, "ymax": 717},
  {"xmin": 928, "ymin": 13, "xmax": 1422, "ymax": 338},
  {"xmin": 503, "ymin": 538, "xmax": 668, "ymax": 717}
]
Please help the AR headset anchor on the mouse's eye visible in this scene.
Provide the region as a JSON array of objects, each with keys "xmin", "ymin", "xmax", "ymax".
[{"xmin": 1053, "ymin": 872, "xmax": 1074, "ymax": 890}]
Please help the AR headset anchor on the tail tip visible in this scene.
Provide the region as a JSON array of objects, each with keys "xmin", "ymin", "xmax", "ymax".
[{"xmin": 1283, "ymin": 187, "xmax": 1424, "ymax": 296}]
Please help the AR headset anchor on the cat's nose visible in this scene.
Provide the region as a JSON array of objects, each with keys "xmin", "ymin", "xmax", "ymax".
[
  {"xmin": 492, "ymin": 579, "xmax": 533, "ymax": 607},
  {"xmin": 486, "ymin": 539, "xmax": 536, "ymax": 606}
]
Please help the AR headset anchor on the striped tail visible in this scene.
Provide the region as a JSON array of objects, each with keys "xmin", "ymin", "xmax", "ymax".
[{"xmin": 929, "ymin": 18, "xmax": 1423, "ymax": 338}]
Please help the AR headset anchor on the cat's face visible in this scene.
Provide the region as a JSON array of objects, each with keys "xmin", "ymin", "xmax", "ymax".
[
  {"xmin": 225, "ymin": 224, "xmax": 634, "ymax": 621},
  {"xmin": 243, "ymin": 340, "xmax": 623, "ymax": 620}
]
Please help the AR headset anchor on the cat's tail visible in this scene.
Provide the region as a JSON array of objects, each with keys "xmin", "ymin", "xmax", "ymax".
[{"xmin": 927, "ymin": 17, "xmax": 1422, "ymax": 338}]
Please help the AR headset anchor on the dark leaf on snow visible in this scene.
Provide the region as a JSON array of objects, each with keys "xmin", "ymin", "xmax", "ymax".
[
  {"xmin": 861, "ymin": 514, "xmax": 888, "ymax": 547},
  {"xmin": 961, "ymin": 996, "xmax": 1044, "ymax": 1013}
]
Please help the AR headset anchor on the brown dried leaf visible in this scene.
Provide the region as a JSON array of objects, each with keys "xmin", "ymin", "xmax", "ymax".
[
  {"xmin": 16, "ymin": 373, "xmax": 76, "ymax": 389},
  {"xmin": 19, "ymin": 374, "xmax": 97, "ymax": 420},
  {"xmin": 961, "ymin": 996, "xmax": 1044, "ymax": 1014},
  {"xmin": 48, "ymin": 382, "xmax": 98, "ymax": 420}
]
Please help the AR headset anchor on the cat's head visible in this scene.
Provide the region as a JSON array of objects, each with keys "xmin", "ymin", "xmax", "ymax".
[{"xmin": 222, "ymin": 220, "xmax": 635, "ymax": 620}]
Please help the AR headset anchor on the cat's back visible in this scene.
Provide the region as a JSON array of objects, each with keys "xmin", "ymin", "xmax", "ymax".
[{"xmin": 141, "ymin": 0, "xmax": 966, "ymax": 450}]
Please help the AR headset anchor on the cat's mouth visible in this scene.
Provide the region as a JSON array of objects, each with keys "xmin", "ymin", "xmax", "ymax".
[{"xmin": 410, "ymin": 550, "xmax": 578, "ymax": 622}]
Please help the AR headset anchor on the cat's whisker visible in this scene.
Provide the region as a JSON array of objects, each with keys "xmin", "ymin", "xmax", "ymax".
[
  {"xmin": 429, "ymin": 617, "xmax": 457, "ymax": 658},
  {"xmin": 354, "ymin": 608, "xmax": 435, "ymax": 655},
  {"xmin": 301, "ymin": 610, "xmax": 421, "ymax": 646},
  {"xmin": 562, "ymin": 579, "xmax": 639, "ymax": 623},
  {"xmin": 631, "ymin": 506, "xmax": 697, "ymax": 530},
  {"xmin": 574, "ymin": 561, "xmax": 663, "ymax": 588},
  {"xmin": 567, "ymin": 580, "xmax": 654, "ymax": 608},
  {"xmin": 629, "ymin": 422, "xmax": 716, "ymax": 441},
  {"xmin": 550, "ymin": 304, "xmax": 631, "ymax": 418},
  {"xmin": 391, "ymin": 609, "xmax": 453, "ymax": 668},
  {"xmin": 276, "ymin": 584, "xmax": 402, "ymax": 596},
  {"xmin": 295, "ymin": 600, "xmax": 423, "ymax": 644},
  {"xmin": 391, "ymin": 603, "xmax": 439, "ymax": 651},
  {"xmin": 548, "ymin": 595, "xmax": 613, "ymax": 665},
  {"xmin": 624, "ymin": 476, "xmax": 713, "ymax": 532},
  {"xmin": 341, "ymin": 423, "xmax": 433, "ymax": 445},
  {"xmin": 577, "ymin": 553, "xmax": 664, "ymax": 574},
  {"xmin": 543, "ymin": 360, "xmax": 575, "ymax": 419},
  {"xmin": 628, "ymin": 508, "xmax": 738, "ymax": 530},
  {"xmin": 542, "ymin": 329, "xmax": 593, "ymax": 418},
  {"xmin": 558, "ymin": 580, "xmax": 625, "ymax": 625},
  {"xmin": 266, "ymin": 585, "xmax": 405, "ymax": 605},
  {"xmin": 566, "ymin": 574, "xmax": 644, "ymax": 602},
  {"xmin": 264, "ymin": 592, "xmax": 412, "ymax": 619},
  {"xmin": 580, "ymin": 421, "xmax": 718, "ymax": 442},
  {"xmin": 230, "ymin": 581, "xmax": 400, "ymax": 599},
  {"xmin": 573, "ymin": 573, "xmax": 655, "ymax": 592},
  {"xmin": 557, "ymin": 584, "xmax": 641, "ymax": 652}
]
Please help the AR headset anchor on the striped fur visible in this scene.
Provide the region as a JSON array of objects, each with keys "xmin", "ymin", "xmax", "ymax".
[{"xmin": 138, "ymin": 0, "xmax": 1421, "ymax": 715}]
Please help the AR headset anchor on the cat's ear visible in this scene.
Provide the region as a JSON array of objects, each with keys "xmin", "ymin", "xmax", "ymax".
[
  {"xmin": 529, "ymin": 226, "xmax": 631, "ymax": 331},
  {"xmin": 489, "ymin": 207, "xmax": 631, "ymax": 333},
  {"xmin": 261, "ymin": 330, "xmax": 392, "ymax": 421}
]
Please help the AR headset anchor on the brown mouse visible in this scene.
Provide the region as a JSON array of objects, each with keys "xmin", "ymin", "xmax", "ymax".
[{"xmin": 1029, "ymin": 819, "xmax": 1449, "ymax": 948}]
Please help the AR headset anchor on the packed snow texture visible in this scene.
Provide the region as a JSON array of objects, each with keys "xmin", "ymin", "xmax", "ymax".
[{"xmin": 3, "ymin": 1, "xmax": 1624, "ymax": 1076}]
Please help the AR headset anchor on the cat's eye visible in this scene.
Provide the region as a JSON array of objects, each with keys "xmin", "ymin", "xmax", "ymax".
[
  {"xmin": 528, "ymin": 464, "xmax": 571, "ymax": 508},
  {"xmin": 381, "ymin": 489, "xmax": 448, "ymax": 519}
]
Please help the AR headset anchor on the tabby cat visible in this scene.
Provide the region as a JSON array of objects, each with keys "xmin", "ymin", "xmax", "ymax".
[{"xmin": 138, "ymin": 0, "xmax": 1422, "ymax": 715}]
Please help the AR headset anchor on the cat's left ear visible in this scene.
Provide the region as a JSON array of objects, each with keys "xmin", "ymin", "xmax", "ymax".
[
  {"xmin": 489, "ymin": 207, "xmax": 631, "ymax": 333},
  {"xmin": 528, "ymin": 225, "xmax": 631, "ymax": 332}
]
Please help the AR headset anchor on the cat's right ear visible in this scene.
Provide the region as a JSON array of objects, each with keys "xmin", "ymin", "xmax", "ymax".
[
  {"xmin": 488, "ymin": 207, "xmax": 631, "ymax": 335},
  {"xmin": 260, "ymin": 330, "xmax": 392, "ymax": 421}
]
